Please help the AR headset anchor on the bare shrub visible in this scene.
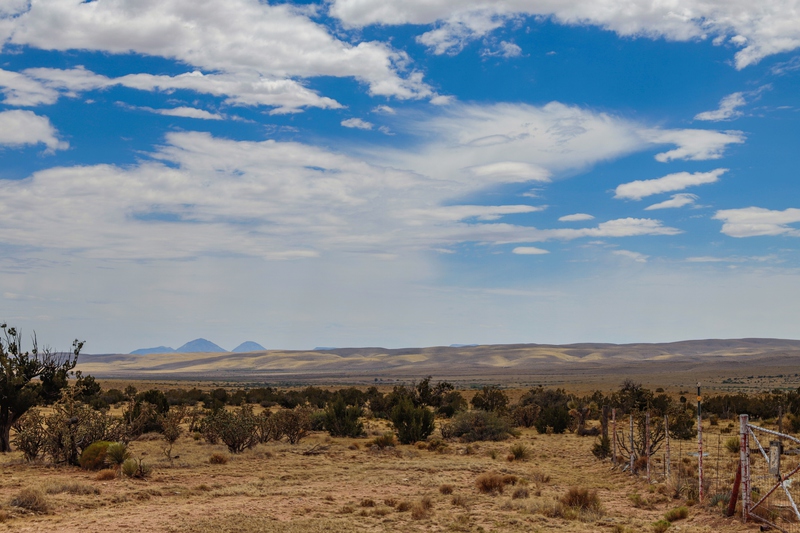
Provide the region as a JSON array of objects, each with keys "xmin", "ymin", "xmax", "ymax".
[
  {"xmin": 396, "ymin": 500, "xmax": 411, "ymax": 512},
  {"xmin": 10, "ymin": 488, "xmax": 49, "ymax": 513},
  {"xmin": 96, "ymin": 469, "xmax": 116, "ymax": 481},
  {"xmin": 512, "ymin": 486, "xmax": 529, "ymax": 499},
  {"xmin": 439, "ymin": 484, "xmax": 454, "ymax": 495},
  {"xmin": 476, "ymin": 472, "xmax": 509, "ymax": 495},
  {"xmin": 359, "ymin": 498, "xmax": 375, "ymax": 507},
  {"xmin": 451, "ymin": 494, "xmax": 468, "ymax": 507},
  {"xmin": 273, "ymin": 407, "xmax": 312, "ymax": 445},
  {"xmin": 209, "ymin": 453, "xmax": 229, "ymax": 465},
  {"xmin": 560, "ymin": 487, "xmax": 602, "ymax": 513},
  {"xmin": 411, "ymin": 501, "xmax": 430, "ymax": 520},
  {"xmin": 159, "ymin": 406, "xmax": 186, "ymax": 463},
  {"xmin": 530, "ymin": 470, "xmax": 551, "ymax": 484}
]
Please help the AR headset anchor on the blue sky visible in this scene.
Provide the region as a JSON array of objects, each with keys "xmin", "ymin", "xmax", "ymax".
[{"xmin": 2, "ymin": 0, "xmax": 800, "ymax": 353}]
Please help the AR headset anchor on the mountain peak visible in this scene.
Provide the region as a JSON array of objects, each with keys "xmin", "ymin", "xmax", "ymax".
[
  {"xmin": 175, "ymin": 338, "xmax": 227, "ymax": 353},
  {"xmin": 232, "ymin": 341, "xmax": 266, "ymax": 353}
]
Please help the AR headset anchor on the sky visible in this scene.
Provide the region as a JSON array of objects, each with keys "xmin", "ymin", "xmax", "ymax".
[{"xmin": 2, "ymin": 0, "xmax": 800, "ymax": 354}]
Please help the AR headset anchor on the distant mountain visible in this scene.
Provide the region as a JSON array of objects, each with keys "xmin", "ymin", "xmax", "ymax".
[
  {"xmin": 232, "ymin": 341, "xmax": 265, "ymax": 353},
  {"xmin": 176, "ymin": 338, "xmax": 227, "ymax": 353},
  {"xmin": 130, "ymin": 346, "xmax": 175, "ymax": 355},
  {"xmin": 450, "ymin": 344, "xmax": 478, "ymax": 348},
  {"xmin": 314, "ymin": 347, "xmax": 338, "ymax": 351}
]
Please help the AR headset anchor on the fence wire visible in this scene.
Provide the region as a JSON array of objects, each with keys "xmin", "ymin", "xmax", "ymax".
[{"xmin": 747, "ymin": 423, "xmax": 800, "ymax": 533}]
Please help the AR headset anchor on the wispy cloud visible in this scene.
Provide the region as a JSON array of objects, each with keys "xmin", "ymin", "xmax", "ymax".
[
  {"xmin": 615, "ymin": 169, "xmax": 726, "ymax": 200},
  {"xmin": 512, "ymin": 246, "xmax": 549, "ymax": 255}
]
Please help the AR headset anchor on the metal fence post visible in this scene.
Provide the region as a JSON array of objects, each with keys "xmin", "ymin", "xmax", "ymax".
[
  {"xmin": 740, "ymin": 414, "xmax": 750, "ymax": 522},
  {"xmin": 697, "ymin": 382, "xmax": 704, "ymax": 503}
]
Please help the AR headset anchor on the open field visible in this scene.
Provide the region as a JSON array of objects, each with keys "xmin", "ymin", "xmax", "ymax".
[
  {"xmin": 79, "ymin": 338, "xmax": 800, "ymax": 393},
  {"xmin": 0, "ymin": 415, "xmax": 757, "ymax": 532}
]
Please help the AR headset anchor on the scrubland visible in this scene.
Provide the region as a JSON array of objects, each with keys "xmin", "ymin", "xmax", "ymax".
[{"xmin": 0, "ymin": 411, "xmax": 756, "ymax": 532}]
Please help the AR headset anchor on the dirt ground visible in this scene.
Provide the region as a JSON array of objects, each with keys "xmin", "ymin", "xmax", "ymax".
[{"xmin": 0, "ymin": 413, "xmax": 762, "ymax": 533}]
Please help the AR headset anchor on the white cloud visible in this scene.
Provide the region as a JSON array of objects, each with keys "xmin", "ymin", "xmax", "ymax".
[
  {"xmin": 417, "ymin": 8, "xmax": 510, "ymax": 55},
  {"xmin": 613, "ymin": 250, "xmax": 648, "ymax": 263},
  {"xmin": 0, "ymin": 131, "xmax": 679, "ymax": 262},
  {"xmin": 373, "ymin": 105, "xmax": 396, "ymax": 114},
  {"xmin": 482, "ymin": 40, "xmax": 522, "ymax": 58},
  {"xmin": 512, "ymin": 246, "xmax": 549, "ymax": 255},
  {"xmin": 644, "ymin": 193, "xmax": 698, "ymax": 210},
  {"xmin": 6, "ymin": 67, "xmax": 342, "ymax": 114},
  {"xmin": 329, "ymin": 0, "xmax": 800, "ymax": 68},
  {"xmin": 559, "ymin": 213, "xmax": 594, "ymax": 222},
  {"xmin": 714, "ymin": 207, "xmax": 800, "ymax": 237},
  {"xmin": 694, "ymin": 85, "xmax": 770, "ymax": 122},
  {"xmin": 341, "ymin": 118, "xmax": 374, "ymax": 130},
  {"xmin": 615, "ymin": 169, "xmax": 727, "ymax": 200},
  {"xmin": 694, "ymin": 92, "xmax": 746, "ymax": 122},
  {"xmin": 2, "ymin": 0, "xmax": 433, "ymax": 101},
  {"xmin": 0, "ymin": 110, "xmax": 67, "ymax": 152},
  {"xmin": 153, "ymin": 107, "xmax": 224, "ymax": 120},
  {"xmin": 0, "ymin": 68, "xmax": 59, "ymax": 106},
  {"xmin": 642, "ymin": 129, "xmax": 745, "ymax": 162}
]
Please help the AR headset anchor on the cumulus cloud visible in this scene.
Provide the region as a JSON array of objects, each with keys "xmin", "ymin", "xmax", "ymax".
[
  {"xmin": 714, "ymin": 207, "xmax": 800, "ymax": 237},
  {"xmin": 329, "ymin": 0, "xmax": 800, "ymax": 68},
  {"xmin": 559, "ymin": 213, "xmax": 594, "ymax": 222},
  {"xmin": 512, "ymin": 246, "xmax": 549, "ymax": 254},
  {"xmin": 615, "ymin": 169, "xmax": 727, "ymax": 200},
  {"xmin": 341, "ymin": 118, "xmax": 374, "ymax": 130},
  {"xmin": 644, "ymin": 193, "xmax": 698, "ymax": 210},
  {"xmin": 2, "ymin": 67, "xmax": 342, "ymax": 114},
  {"xmin": 1, "ymin": 0, "xmax": 434, "ymax": 101},
  {"xmin": 0, "ymin": 110, "xmax": 67, "ymax": 152}
]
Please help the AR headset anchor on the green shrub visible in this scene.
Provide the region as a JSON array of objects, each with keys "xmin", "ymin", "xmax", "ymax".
[
  {"xmin": 272, "ymin": 407, "xmax": 312, "ymax": 445},
  {"xmin": 323, "ymin": 395, "xmax": 364, "ymax": 438},
  {"xmin": 652, "ymin": 519, "xmax": 671, "ymax": 532},
  {"xmin": 11, "ymin": 409, "xmax": 47, "ymax": 462},
  {"xmin": 664, "ymin": 506, "xmax": 688, "ymax": 522},
  {"xmin": 444, "ymin": 410, "xmax": 513, "ymax": 442},
  {"xmin": 724, "ymin": 436, "xmax": 740, "ymax": 454},
  {"xmin": 121, "ymin": 457, "xmax": 151, "ymax": 479},
  {"xmin": 535, "ymin": 405, "xmax": 571, "ymax": 434},
  {"xmin": 508, "ymin": 443, "xmax": 531, "ymax": 461},
  {"xmin": 592, "ymin": 436, "xmax": 611, "ymax": 459},
  {"xmin": 79, "ymin": 441, "xmax": 113, "ymax": 470},
  {"xmin": 470, "ymin": 386, "xmax": 509, "ymax": 413},
  {"xmin": 390, "ymin": 398, "xmax": 435, "ymax": 444},
  {"xmin": 106, "ymin": 442, "xmax": 130, "ymax": 466},
  {"xmin": 372, "ymin": 433, "xmax": 396, "ymax": 448}
]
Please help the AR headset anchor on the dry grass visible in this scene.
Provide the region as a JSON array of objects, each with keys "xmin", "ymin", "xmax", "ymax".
[
  {"xmin": 0, "ymin": 385, "xmax": 759, "ymax": 533},
  {"xmin": 10, "ymin": 487, "xmax": 50, "ymax": 513},
  {"xmin": 209, "ymin": 452, "xmax": 229, "ymax": 464},
  {"xmin": 44, "ymin": 481, "xmax": 99, "ymax": 495},
  {"xmin": 95, "ymin": 469, "xmax": 117, "ymax": 481},
  {"xmin": 439, "ymin": 484, "xmax": 454, "ymax": 495}
]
